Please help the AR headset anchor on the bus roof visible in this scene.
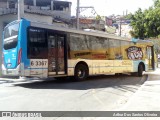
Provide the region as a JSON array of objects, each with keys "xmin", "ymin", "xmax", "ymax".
[
  {"xmin": 10, "ymin": 19, "xmax": 153, "ymax": 43},
  {"xmin": 4, "ymin": 20, "xmax": 20, "ymax": 29},
  {"xmin": 28, "ymin": 19, "xmax": 131, "ymax": 42},
  {"xmin": 137, "ymin": 39, "xmax": 153, "ymax": 44}
]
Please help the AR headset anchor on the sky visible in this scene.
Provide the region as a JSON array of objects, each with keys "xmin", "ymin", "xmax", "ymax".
[{"xmin": 65, "ymin": 0, "xmax": 154, "ymax": 16}]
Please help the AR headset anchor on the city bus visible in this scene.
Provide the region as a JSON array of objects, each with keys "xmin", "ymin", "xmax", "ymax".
[{"xmin": 2, "ymin": 19, "xmax": 156, "ymax": 80}]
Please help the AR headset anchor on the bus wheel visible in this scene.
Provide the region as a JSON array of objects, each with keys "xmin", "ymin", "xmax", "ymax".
[
  {"xmin": 115, "ymin": 73, "xmax": 122, "ymax": 76},
  {"xmin": 74, "ymin": 64, "xmax": 88, "ymax": 81},
  {"xmin": 138, "ymin": 64, "xmax": 143, "ymax": 77},
  {"xmin": 55, "ymin": 77, "xmax": 65, "ymax": 81}
]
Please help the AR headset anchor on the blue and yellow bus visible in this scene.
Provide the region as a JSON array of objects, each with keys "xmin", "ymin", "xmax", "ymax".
[{"xmin": 2, "ymin": 19, "xmax": 156, "ymax": 80}]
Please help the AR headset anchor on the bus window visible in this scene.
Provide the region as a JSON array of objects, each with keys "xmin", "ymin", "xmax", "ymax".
[
  {"xmin": 147, "ymin": 46, "xmax": 152, "ymax": 69},
  {"xmin": 109, "ymin": 39, "xmax": 121, "ymax": 60},
  {"xmin": 89, "ymin": 36, "xmax": 109, "ymax": 50},
  {"xmin": 48, "ymin": 34, "xmax": 56, "ymax": 72},
  {"xmin": 57, "ymin": 36, "xmax": 65, "ymax": 72},
  {"xmin": 4, "ymin": 23, "xmax": 19, "ymax": 39},
  {"xmin": 88, "ymin": 36, "xmax": 109, "ymax": 59},
  {"xmin": 121, "ymin": 41, "xmax": 130, "ymax": 59},
  {"xmin": 70, "ymin": 33, "xmax": 89, "ymax": 51},
  {"xmin": 48, "ymin": 31, "xmax": 66, "ymax": 74},
  {"xmin": 3, "ymin": 22, "xmax": 19, "ymax": 50},
  {"xmin": 27, "ymin": 27, "xmax": 47, "ymax": 59},
  {"xmin": 90, "ymin": 36, "xmax": 103, "ymax": 50}
]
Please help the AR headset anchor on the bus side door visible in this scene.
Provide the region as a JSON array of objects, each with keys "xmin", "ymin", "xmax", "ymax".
[
  {"xmin": 48, "ymin": 31, "xmax": 67, "ymax": 76},
  {"xmin": 146, "ymin": 46, "xmax": 155, "ymax": 70}
]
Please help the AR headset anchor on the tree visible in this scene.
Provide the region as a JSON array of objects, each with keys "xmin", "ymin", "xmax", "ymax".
[
  {"xmin": 129, "ymin": 0, "xmax": 160, "ymax": 39},
  {"xmin": 96, "ymin": 15, "xmax": 101, "ymax": 20},
  {"xmin": 129, "ymin": 8, "xmax": 145, "ymax": 39}
]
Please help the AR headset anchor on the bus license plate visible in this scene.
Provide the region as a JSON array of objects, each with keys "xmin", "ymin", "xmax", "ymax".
[{"xmin": 6, "ymin": 70, "xmax": 12, "ymax": 74}]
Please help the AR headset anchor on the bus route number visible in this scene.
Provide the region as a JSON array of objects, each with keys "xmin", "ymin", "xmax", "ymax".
[{"xmin": 31, "ymin": 61, "xmax": 47, "ymax": 67}]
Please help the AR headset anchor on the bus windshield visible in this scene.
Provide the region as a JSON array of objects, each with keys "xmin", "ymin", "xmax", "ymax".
[{"xmin": 3, "ymin": 22, "xmax": 19, "ymax": 50}]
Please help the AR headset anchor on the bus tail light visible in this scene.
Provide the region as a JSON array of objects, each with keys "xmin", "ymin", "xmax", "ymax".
[
  {"xmin": 18, "ymin": 48, "xmax": 22, "ymax": 65},
  {"xmin": 2, "ymin": 53, "xmax": 4, "ymax": 64}
]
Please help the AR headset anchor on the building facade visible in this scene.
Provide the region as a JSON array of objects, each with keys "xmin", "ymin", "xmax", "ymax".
[{"xmin": 71, "ymin": 17, "xmax": 106, "ymax": 31}]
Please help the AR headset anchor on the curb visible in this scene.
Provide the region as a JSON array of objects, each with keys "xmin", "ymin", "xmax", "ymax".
[{"xmin": 116, "ymin": 75, "xmax": 149, "ymax": 111}]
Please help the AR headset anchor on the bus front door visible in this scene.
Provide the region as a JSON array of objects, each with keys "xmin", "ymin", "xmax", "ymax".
[
  {"xmin": 48, "ymin": 33, "xmax": 66, "ymax": 76},
  {"xmin": 146, "ymin": 46, "xmax": 155, "ymax": 70}
]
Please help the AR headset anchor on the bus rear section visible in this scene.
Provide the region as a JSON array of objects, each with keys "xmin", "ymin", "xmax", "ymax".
[
  {"xmin": 2, "ymin": 21, "xmax": 21, "ymax": 76},
  {"xmin": 2, "ymin": 19, "xmax": 68, "ymax": 78},
  {"xmin": 2, "ymin": 19, "xmax": 31, "ymax": 77}
]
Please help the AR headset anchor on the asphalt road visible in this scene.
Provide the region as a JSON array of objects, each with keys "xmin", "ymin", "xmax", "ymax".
[{"xmin": 0, "ymin": 74, "xmax": 147, "ymax": 111}]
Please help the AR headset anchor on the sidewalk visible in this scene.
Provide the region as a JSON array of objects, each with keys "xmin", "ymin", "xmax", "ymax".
[
  {"xmin": 97, "ymin": 70, "xmax": 160, "ymax": 120},
  {"xmin": 118, "ymin": 68, "xmax": 160, "ymax": 111}
]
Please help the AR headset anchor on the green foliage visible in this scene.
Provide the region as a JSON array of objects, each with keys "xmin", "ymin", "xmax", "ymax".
[
  {"xmin": 150, "ymin": 38, "xmax": 160, "ymax": 54},
  {"xmin": 96, "ymin": 15, "xmax": 101, "ymax": 20},
  {"xmin": 124, "ymin": 13, "xmax": 133, "ymax": 19},
  {"xmin": 129, "ymin": 0, "xmax": 160, "ymax": 39},
  {"xmin": 154, "ymin": 0, "xmax": 160, "ymax": 8}
]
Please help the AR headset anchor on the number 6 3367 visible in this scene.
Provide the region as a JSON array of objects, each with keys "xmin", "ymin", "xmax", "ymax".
[{"xmin": 31, "ymin": 61, "xmax": 47, "ymax": 66}]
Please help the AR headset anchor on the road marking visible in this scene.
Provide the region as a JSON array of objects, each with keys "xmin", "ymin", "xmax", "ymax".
[{"xmin": 91, "ymin": 89, "xmax": 105, "ymax": 106}]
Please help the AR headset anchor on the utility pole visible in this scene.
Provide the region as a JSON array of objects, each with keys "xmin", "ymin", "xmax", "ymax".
[
  {"xmin": 76, "ymin": 0, "xmax": 80, "ymax": 29},
  {"xmin": 119, "ymin": 18, "xmax": 122, "ymax": 36},
  {"xmin": 18, "ymin": 0, "xmax": 24, "ymax": 20}
]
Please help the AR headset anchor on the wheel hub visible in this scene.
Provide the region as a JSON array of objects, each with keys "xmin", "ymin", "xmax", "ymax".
[{"xmin": 78, "ymin": 69, "xmax": 85, "ymax": 78}]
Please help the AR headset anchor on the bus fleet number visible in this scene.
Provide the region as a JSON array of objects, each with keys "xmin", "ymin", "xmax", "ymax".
[{"xmin": 31, "ymin": 61, "xmax": 47, "ymax": 66}]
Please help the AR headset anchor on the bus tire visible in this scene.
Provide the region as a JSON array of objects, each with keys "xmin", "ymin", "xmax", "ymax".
[
  {"xmin": 115, "ymin": 73, "xmax": 122, "ymax": 76},
  {"xmin": 55, "ymin": 77, "xmax": 65, "ymax": 81},
  {"xmin": 137, "ymin": 64, "xmax": 143, "ymax": 77},
  {"xmin": 74, "ymin": 64, "xmax": 88, "ymax": 81}
]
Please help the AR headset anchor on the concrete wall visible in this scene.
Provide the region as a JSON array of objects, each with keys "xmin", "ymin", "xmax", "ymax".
[
  {"xmin": 24, "ymin": 7, "xmax": 71, "ymax": 21},
  {"xmin": 0, "ymin": 2, "xmax": 7, "ymax": 8},
  {"xmin": 51, "ymin": 10, "xmax": 71, "ymax": 20},
  {"xmin": 24, "ymin": 13, "xmax": 53, "ymax": 23}
]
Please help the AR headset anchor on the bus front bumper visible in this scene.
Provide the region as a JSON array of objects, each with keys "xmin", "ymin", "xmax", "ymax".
[{"xmin": 2, "ymin": 64, "xmax": 21, "ymax": 76}]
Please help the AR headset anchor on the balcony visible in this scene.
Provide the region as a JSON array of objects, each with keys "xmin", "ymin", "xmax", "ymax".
[{"xmin": 24, "ymin": 5, "xmax": 71, "ymax": 20}]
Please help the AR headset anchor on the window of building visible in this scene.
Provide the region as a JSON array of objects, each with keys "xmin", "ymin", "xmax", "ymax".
[
  {"xmin": 24, "ymin": 0, "xmax": 33, "ymax": 6},
  {"xmin": 9, "ymin": 1, "xmax": 15, "ymax": 8}
]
